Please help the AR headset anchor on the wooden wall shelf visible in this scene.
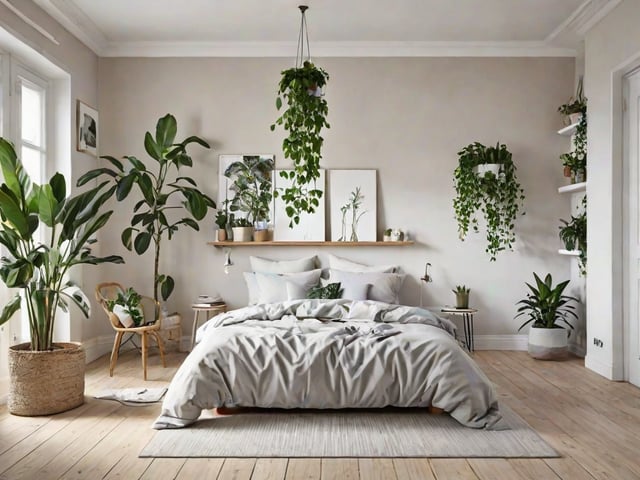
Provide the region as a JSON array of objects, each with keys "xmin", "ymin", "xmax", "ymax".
[{"xmin": 208, "ymin": 241, "xmax": 414, "ymax": 247}]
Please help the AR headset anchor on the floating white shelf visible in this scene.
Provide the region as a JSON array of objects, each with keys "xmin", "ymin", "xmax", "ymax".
[
  {"xmin": 559, "ymin": 249, "xmax": 581, "ymax": 256},
  {"xmin": 558, "ymin": 182, "xmax": 587, "ymax": 194},
  {"xmin": 557, "ymin": 122, "xmax": 580, "ymax": 136},
  {"xmin": 209, "ymin": 241, "xmax": 415, "ymax": 247}
]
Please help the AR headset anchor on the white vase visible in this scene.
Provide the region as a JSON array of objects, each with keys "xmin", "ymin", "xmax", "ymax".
[
  {"xmin": 569, "ymin": 112, "xmax": 583, "ymax": 125},
  {"xmin": 232, "ymin": 226, "xmax": 254, "ymax": 242},
  {"xmin": 528, "ymin": 326, "xmax": 569, "ymax": 360},
  {"xmin": 473, "ymin": 164, "xmax": 502, "ymax": 177}
]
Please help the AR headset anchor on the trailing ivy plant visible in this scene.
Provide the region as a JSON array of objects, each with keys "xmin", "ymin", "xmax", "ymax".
[
  {"xmin": 559, "ymin": 196, "xmax": 587, "ymax": 275},
  {"xmin": 77, "ymin": 114, "xmax": 216, "ymax": 303},
  {"xmin": 224, "ymin": 155, "xmax": 274, "ymax": 226},
  {"xmin": 557, "ymin": 78, "xmax": 587, "ymax": 116},
  {"xmin": 453, "ymin": 142, "xmax": 525, "ymax": 260},
  {"xmin": 271, "ymin": 61, "xmax": 329, "ymax": 227}
]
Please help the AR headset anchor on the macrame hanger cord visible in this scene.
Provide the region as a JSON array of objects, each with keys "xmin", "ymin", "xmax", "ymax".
[{"xmin": 296, "ymin": 5, "xmax": 310, "ymax": 68}]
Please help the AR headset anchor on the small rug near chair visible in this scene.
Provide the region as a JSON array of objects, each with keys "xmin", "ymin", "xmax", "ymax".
[
  {"xmin": 95, "ymin": 387, "xmax": 167, "ymax": 406},
  {"xmin": 140, "ymin": 404, "xmax": 557, "ymax": 458}
]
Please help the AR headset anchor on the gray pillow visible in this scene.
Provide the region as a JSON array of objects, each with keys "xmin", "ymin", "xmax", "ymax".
[
  {"xmin": 328, "ymin": 269, "xmax": 406, "ymax": 304},
  {"xmin": 250, "ymin": 255, "xmax": 317, "ymax": 274},
  {"xmin": 327, "ymin": 253, "xmax": 397, "ymax": 273},
  {"xmin": 245, "ymin": 269, "xmax": 323, "ymax": 304}
]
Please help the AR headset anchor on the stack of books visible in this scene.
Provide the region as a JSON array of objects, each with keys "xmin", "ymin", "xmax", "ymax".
[{"xmin": 192, "ymin": 294, "xmax": 225, "ymax": 308}]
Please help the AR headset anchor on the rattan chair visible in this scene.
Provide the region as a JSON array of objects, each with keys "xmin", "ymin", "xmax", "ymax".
[{"xmin": 95, "ymin": 282, "xmax": 166, "ymax": 380}]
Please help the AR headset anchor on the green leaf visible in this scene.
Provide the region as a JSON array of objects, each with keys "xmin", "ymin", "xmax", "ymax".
[
  {"xmin": 134, "ymin": 231, "xmax": 151, "ymax": 254},
  {"xmin": 121, "ymin": 227, "xmax": 135, "ymax": 250},
  {"xmin": 156, "ymin": 114, "xmax": 178, "ymax": 148},
  {"xmin": 144, "ymin": 132, "xmax": 162, "ymax": 161},
  {"xmin": 0, "ymin": 293, "xmax": 21, "ymax": 326},
  {"xmin": 160, "ymin": 275, "xmax": 175, "ymax": 301},
  {"xmin": 49, "ymin": 173, "xmax": 66, "ymax": 203},
  {"xmin": 61, "ymin": 281, "xmax": 91, "ymax": 318},
  {"xmin": 76, "ymin": 168, "xmax": 117, "ymax": 187},
  {"xmin": 126, "ymin": 156, "xmax": 147, "ymax": 172},
  {"xmin": 38, "ymin": 184, "xmax": 57, "ymax": 227},
  {"xmin": 101, "ymin": 155, "xmax": 125, "ymax": 171},
  {"xmin": 0, "ymin": 186, "xmax": 30, "ymax": 237},
  {"xmin": 116, "ymin": 174, "xmax": 136, "ymax": 201},
  {"xmin": 180, "ymin": 135, "xmax": 210, "ymax": 149}
]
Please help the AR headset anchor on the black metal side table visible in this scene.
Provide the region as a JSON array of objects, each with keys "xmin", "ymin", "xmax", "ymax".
[{"xmin": 440, "ymin": 307, "xmax": 478, "ymax": 352}]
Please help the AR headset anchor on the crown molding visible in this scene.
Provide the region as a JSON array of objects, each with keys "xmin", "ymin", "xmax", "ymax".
[
  {"xmin": 101, "ymin": 40, "xmax": 576, "ymax": 58},
  {"xmin": 546, "ymin": 0, "xmax": 622, "ymax": 43},
  {"xmin": 33, "ymin": 0, "xmax": 108, "ymax": 54}
]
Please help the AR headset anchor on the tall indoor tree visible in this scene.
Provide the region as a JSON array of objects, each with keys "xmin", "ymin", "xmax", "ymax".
[{"xmin": 78, "ymin": 114, "xmax": 215, "ymax": 303}]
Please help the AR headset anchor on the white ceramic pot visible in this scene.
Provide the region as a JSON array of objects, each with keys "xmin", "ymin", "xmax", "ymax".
[
  {"xmin": 527, "ymin": 326, "xmax": 569, "ymax": 360},
  {"xmin": 473, "ymin": 164, "xmax": 502, "ymax": 177},
  {"xmin": 569, "ymin": 112, "xmax": 583, "ymax": 125},
  {"xmin": 232, "ymin": 226, "xmax": 254, "ymax": 242},
  {"xmin": 383, "ymin": 235, "xmax": 391, "ymax": 242}
]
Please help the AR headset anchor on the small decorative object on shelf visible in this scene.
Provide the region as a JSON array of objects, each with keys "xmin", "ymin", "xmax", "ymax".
[
  {"xmin": 557, "ymin": 78, "xmax": 587, "ymax": 126},
  {"xmin": 559, "ymin": 196, "xmax": 587, "ymax": 275},
  {"xmin": 452, "ymin": 285, "xmax": 470, "ymax": 309},
  {"xmin": 558, "ymin": 78, "xmax": 587, "ymax": 184},
  {"xmin": 383, "ymin": 228, "xmax": 392, "ymax": 242}
]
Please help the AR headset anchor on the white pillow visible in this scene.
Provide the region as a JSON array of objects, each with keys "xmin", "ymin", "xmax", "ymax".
[
  {"xmin": 250, "ymin": 255, "xmax": 317, "ymax": 274},
  {"xmin": 246, "ymin": 269, "xmax": 323, "ymax": 304},
  {"xmin": 112, "ymin": 304, "xmax": 135, "ymax": 328},
  {"xmin": 328, "ymin": 269, "xmax": 406, "ymax": 304},
  {"xmin": 327, "ymin": 253, "xmax": 397, "ymax": 273}
]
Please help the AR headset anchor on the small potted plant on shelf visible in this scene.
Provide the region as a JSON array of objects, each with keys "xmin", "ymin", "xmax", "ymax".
[
  {"xmin": 453, "ymin": 285, "xmax": 470, "ymax": 309},
  {"xmin": 559, "ymin": 196, "xmax": 587, "ymax": 275},
  {"xmin": 558, "ymin": 78, "xmax": 587, "ymax": 125},
  {"xmin": 515, "ymin": 273, "xmax": 578, "ymax": 360},
  {"xmin": 383, "ymin": 228, "xmax": 392, "ymax": 242},
  {"xmin": 453, "ymin": 141, "xmax": 525, "ymax": 261},
  {"xmin": 231, "ymin": 217, "xmax": 254, "ymax": 242},
  {"xmin": 215, "ymin": 199, "xmax": 229, "ymax": 242}
]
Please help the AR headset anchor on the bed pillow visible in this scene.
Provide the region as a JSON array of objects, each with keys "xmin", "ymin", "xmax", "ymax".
[
  {"xmin": 250, "ymin": 255, "xmax": 318, "ymax": 274},
  {"xmin": 248, "ymin": 269, "xmax": 323, "ymax": 304},
  {"xmin": 328, "ymin": 269, "xmax": 406, "ymax": 304},
  {"xmin": 327, "ymin": 253, "xmax": 397, "ymax": 273},
  {"xmin": 307, "ymin": 282, "xmax": 344, "ymax": 299}
]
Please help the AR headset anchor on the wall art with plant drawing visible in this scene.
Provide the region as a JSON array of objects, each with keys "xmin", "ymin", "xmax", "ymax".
[
  {"xmin": 329, "ymin": 170, "xmax": 376, "ymax": 242},
  {"xmin": 338, "ymin": 187, "xmax": 367, "ymax": 241}
]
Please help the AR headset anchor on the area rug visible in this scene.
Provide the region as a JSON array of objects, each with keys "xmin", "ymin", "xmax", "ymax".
[
  {"xmin": 140, "ymin": 405, "xmax": 558, "ymax": 458},
  {"xmin": 94, "ymin": 387, "xmax": 167, "ymax": 406}
]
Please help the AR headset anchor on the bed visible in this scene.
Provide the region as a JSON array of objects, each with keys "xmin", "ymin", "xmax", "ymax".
[{"xmin": 152, "ymin": 298, "xmax": 501, "ymax": 430}]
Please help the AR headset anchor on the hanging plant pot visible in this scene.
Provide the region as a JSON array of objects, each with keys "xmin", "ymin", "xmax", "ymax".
[
  {"xmin": 569, "ymin": 112, "xmax": 583, "ymax": 125},
  {"xmin": 472, "ymin": 163, "xmax": 502, "ymax": 178}
]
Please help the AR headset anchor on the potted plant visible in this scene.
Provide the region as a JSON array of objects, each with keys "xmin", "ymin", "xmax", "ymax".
[
  {"xmin": 559, "ymin": 196, "xmax": 587, "ymax": 275},
  {"xmin": 453, "ymin": 142, "xmax": 525, "ymax": 261},
  {"xmin": 383, "ymin": 228, "xmax": 392, "ymax": 242},
  {"xmin": 78, "ymin": 114, "xmax": 216, "ymax": 303},
  {"xmin": 271, "ymin": 60, "xmax": 329, "ymax": 227},
  {"xmin": 558, "ymin": 78, "xmax": 587, "ymax": 125},
  {"xmin": 231, "ymin": 217, "xmax": 253, "ymax": 242},
  {"xmin": 559, "ymin": 113, "xmax": 587, "ymax": 183},
  {"xmin": 0, "ymin": 138, "xmax": 124, "ymax": 415},
  {"xmin": 105, "ymin": 287, "xmax": 144, "ymax": 328},
  {"xmin": 515, "ymin": 273, "xmax": 578, "ymax": 360},
  {"xmin": 215, "ymin": 201, "xmax": 228, "ymax": 242},
  {"xmin": 224, "ymin": 155, "xmax": 274, "ymax": 242},
  {"xmin": 453, "ymin": 285, "xmax": 470, "ymax": 309}
]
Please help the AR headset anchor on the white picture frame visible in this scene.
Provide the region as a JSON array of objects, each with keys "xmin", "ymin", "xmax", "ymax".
[{"xmin": 329, "ymin": 170, "xmax": 377, "ymax": 241}]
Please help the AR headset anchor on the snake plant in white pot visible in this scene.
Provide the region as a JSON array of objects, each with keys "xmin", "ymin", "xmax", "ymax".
[
  {"xmin": 0, "ymin": 138, "xmax": 124, "ymax": 415},
  {"xmin": 515, "ymin": 273, "xmax": 578, "ymax": 360}
]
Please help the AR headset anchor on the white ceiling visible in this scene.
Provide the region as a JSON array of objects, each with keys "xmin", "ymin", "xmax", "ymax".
[{"xmin": 33, "ymin": 0, "xmax": 622, "ymax": 57}]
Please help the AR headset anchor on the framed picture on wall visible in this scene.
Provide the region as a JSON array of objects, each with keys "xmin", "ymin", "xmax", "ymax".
[{"xmin": 76, "ymin": 100, "xmax": 98, "ymax": 156}]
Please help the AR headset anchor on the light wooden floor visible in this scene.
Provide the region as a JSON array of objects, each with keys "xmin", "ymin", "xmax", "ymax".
[{"xmin": 1, "ymin": 349, "xmax": 639, "ymax": 480}]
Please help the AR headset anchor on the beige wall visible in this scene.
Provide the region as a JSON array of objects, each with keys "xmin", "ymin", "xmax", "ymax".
[
  {"xmin": 0, "ymin": 2, "xmax": 99, "ymax": 358},
  {"xmin": 585, "ymin": 0, "xmax": 640, "ymax": 379},
  {"xmin": 97, "ymin": 56, "xmax": 575, "ymax": 345}
]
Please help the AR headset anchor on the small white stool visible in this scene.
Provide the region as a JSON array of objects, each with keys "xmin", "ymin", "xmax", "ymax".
[{"xmin": 191, "ymin": 303, "xmax": 227, "ymax": 350}]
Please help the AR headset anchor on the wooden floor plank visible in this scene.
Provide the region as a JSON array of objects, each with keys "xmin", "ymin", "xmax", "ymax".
[
  {"xmin": 358, "ymin": 459, "xmax": 397, "ymax": 480},
  {"xmin": 468, "ymin": 459, "xmax": 529, "ymax": 480},
  {"xmin": 218, "ymin": 458, "xmax": 256, "ymax": 480},
  {"xmin": 139, "ymin": 458, "xmax": 187, "ymax": 480},
  {"xmin": 509, "ymin": 459, "xmax": 561, "ymax": 479},
  {"xmin": 430, "ymin": 459, "xmax": 479, "ymax": 479},
  {"xmin": 320, "ymin": 459, "xmax": 359, "ymax": 480},
  {"xmin": 175, "ymin": 458, "xmax": 224, "ymax": 479},
  {"xmin": 392, "ymin": 459, "xmax": 435, "ymax": 480},
  {"xmin": 251, "ymin": 458, "xmax": 288, "ymax": 480},
  {"xmin": 284, "ymin": 458, "xmax": 321, "ymax": 480}
]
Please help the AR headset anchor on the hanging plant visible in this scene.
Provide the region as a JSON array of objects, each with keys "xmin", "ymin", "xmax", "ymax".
[
  {"xmin": 270, "ymin": 6, "xmax": 329, "ymax": 227},
  {"xmin": 453, "ymin": 142, "xmax": 525, "ymax": 260}
]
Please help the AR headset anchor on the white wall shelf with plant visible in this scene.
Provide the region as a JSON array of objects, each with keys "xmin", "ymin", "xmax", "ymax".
[
  {"xmin": 209, "ymin": 241, "xmax": 414, "ymax": 248},
  {"xmin": 558, "ymin": 249, "xmax": 581, "ymax": 256},
  {"xmin": 558, "ymin": 182, "xmax": 586, "ymax": 194},
  {"xmin": 557, "ymin": 122, "xmax": 581, "ymax": 137}
]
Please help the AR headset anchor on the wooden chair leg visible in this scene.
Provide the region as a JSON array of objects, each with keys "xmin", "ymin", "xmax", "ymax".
[
  {"xmin": 153, "ymin": 331, "xmax": 167, "ymax": 368},
  {"xmin": 141, "ymin": 331, "xmax": 148, "ymax": 381},
  {"xmin": 110, "ymin": 331, "xmax": 124, "ymax": 377}
]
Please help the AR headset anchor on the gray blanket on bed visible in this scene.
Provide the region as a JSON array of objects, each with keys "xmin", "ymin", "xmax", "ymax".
[{"xmin": 153, "ymin": 299, "xmax": 501, "ymax": 429}]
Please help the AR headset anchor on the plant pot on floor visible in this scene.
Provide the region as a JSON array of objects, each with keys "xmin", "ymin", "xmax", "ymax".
[
  {"xmin": 232, "ymin": 226, "xmax": 254, "ymax": 242},
  {"xmin": 527, "ymin": 327, "xmax": 569, "ymax": 360},
  {"xmin": 9, "ymin": 342, "xmax": 85, "ymax": 416}
]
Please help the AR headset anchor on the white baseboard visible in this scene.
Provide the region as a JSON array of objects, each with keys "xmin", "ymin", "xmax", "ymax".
[
  {"xmin": 474, "ymin": 334, "xmax": 528, "ymax": 350},
  {"xmin": 569, "ymin": 343, "xmax": 586, "ymax": 358},
  {"xmin": 585, "ymin": 354, "xmax": 618, "ymax": 380}
]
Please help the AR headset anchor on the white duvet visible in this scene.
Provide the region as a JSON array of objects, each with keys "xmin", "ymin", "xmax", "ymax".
[{"xmin": 153, "ymin": 299, "xmax": 501, "ymax": 429}]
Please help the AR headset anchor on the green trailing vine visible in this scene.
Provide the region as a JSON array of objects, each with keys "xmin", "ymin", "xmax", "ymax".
[
  {"xmin": 453, "ymin": 142, "xmax": 525, "ymax": 261},
  {"xmin": 271, "ymin": 61, "xmax": 329, "ymax": 227},
  {"xmin": 560, "ymin": 113, "xmax": 587, "ymax": 180},
  {"xmin": 559, "ymin": 196, "xmax": 587, "ymax": 275}
]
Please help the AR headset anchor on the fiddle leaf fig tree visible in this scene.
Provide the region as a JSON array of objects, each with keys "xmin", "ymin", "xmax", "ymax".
[
  {"xmin": 453, "ymin": 142, "xmax": 525, "ymax": 260},
  {"xmin": 271, "ymin": 61, "xmax": 329, "ymax": 227},
  {"xmin": 78, "ymin": 114, "xmax": 216, "ymax": 303}
]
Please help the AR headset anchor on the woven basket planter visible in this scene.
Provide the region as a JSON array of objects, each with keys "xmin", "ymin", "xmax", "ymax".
[{"xmin": 9, "ymin": 342, "xmax": 86, "ymax": 416}]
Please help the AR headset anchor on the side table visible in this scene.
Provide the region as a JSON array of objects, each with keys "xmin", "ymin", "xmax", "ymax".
[
  {"xmin": 440, "ymin": 307, "xmax": 478, "ymax": 352},
  {"xmin": 191, "ymin": 303, "xmax": 227, "ymax": 350}
]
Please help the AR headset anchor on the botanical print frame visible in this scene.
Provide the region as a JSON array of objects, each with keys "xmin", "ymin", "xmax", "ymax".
[
  {"xmin": 329, "ymin": 170, "xmax": 377, "ymax": 241},
  {"xmin": 272, "ymin": 169, "xmax": 325, "ymax": 241},
  {"xmin": 76, "ymin": 100, "xmax": 98, "ymax": 156}
]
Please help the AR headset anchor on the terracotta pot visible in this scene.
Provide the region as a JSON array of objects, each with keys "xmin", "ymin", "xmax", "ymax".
[
  {"xmin": 217, "ymin": 229, "xmax": 227, "ymax": 241},
  {"xmin": 9, "ymin": 342, "xmax": 85, "ymax": 416},
  {"xmin": 563, "ymin": 166, "xmax": 572, "ymax": 178}
]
